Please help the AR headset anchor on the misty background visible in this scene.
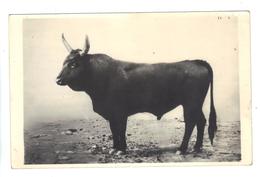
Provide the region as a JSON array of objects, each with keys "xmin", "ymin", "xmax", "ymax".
[{"xmin": 23, "ymin": 13, "xmax": 240, "ymax": 128}]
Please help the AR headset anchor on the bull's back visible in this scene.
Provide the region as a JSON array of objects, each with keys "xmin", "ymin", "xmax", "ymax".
[{"xmin": 125, "ymin": 60, "xmax": 210, "ymax": 93}]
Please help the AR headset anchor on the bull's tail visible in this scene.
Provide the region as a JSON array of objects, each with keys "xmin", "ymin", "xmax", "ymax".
[
  {"xmin": 208, "ymin": 73, "xmax": 217, "ymax": 145},
  {"xmin": 196, "ymin": 60, "xmax": 217, "ymax": 145}
]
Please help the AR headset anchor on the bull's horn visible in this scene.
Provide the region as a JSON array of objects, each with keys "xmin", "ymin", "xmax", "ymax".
[
  {"xmin": 83, "ymin": 35, "xmax": 90, "ymax": 54},
  {"xmin": 62, "ymin": 33, "xmax": 73, "ymax": 52}
]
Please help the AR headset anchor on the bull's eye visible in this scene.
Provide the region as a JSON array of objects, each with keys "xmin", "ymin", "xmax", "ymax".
[{"xmin": 69, "ymin": 62, "xmax": 78, "ymax": 69}]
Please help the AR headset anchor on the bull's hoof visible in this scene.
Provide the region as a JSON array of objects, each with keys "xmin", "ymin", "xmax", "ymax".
[
  {"xmin": 108, "ymin": 148, "xmax": 116, "ymax": 155},
  {"xmin": 193, "ymin": 147, "xmax": 202, "ymax": 153},
  {"xmin": 175, "ymin": 150, "xmax": 182, "ymax": 155},
  {"xmin": 115, "ymin": 150, "xmax": 125, "ymax": 156},
  {"xmin": 176, "ymin": 148, "xmax": 187, "ymax": 155}
]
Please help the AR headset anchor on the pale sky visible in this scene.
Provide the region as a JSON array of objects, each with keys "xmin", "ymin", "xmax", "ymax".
[{"xmin": 23, "ymin": 13, "xmax": 240, "ymax": 127}]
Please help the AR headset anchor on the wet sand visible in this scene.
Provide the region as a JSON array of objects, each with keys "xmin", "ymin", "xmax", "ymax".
[{"xmin": 24, "ymin": 115, "xmax": 241, "ymax": 164}]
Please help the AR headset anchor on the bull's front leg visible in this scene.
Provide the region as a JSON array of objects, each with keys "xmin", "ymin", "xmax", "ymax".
[{"xmin": 108, "ymin": 117, "xmax": 127, "ymax": 155}]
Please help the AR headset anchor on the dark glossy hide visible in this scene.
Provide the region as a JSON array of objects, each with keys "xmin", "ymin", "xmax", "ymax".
[{"xmin": 57, "ymin": 51, "xmax": 217, "ymax": 153}]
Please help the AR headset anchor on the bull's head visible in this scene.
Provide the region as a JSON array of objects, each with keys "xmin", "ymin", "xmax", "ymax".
[{"xmin": 56, "ymin": 34, "xmax": 90, "ymax": 91}]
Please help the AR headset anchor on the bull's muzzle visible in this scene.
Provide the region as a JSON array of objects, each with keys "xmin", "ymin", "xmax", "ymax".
[{"xmin": 56, "ymin": 77, "xmax": 67, "ymax": 86}]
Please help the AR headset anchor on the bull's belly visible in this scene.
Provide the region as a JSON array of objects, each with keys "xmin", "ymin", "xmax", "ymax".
[{"xmin": 92, "ymin": 97, "xmax": 180, "ymax": 120}]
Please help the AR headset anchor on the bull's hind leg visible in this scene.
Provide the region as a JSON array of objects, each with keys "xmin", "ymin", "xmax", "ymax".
[
  {"xmin": 109, "ymin": 121, "xmax": 119, "ymax": 150},
  {"xmin": 194, "ymin": 111, "xmax": 206, "ymax": 152},
  {"xmin": 177, "ymin": 107, "xmax": 197, "ymax": 154}
]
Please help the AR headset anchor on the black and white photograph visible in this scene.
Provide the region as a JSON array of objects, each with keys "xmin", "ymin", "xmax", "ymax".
[{"xmin": 9, "ymin": 12, "xmax": 251, "ymax": 167}]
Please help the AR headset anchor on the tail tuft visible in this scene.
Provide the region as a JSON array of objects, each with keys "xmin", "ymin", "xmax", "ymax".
[{"xmin": 208, "ymin": 108, "xmax": 217, "ymax": 145}]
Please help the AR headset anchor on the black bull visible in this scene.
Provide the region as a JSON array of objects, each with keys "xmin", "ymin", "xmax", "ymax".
[{"xmin": 56, "ymin": 34, "xmax": 217, "ymax": 154}]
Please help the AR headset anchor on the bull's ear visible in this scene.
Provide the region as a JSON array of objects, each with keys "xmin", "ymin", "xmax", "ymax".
[{"xmin": 83, "ymin": 35, "xmax": 90, "ymax": 54}]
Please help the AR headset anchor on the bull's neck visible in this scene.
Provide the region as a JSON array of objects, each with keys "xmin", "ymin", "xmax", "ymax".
[
  {"xmin": 84, "ymin": 75, "xmax": 109, "ymax": 102},
  {"xmin": 83, "ymin": 56, "xmax": 116, "ymax": 102}
]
